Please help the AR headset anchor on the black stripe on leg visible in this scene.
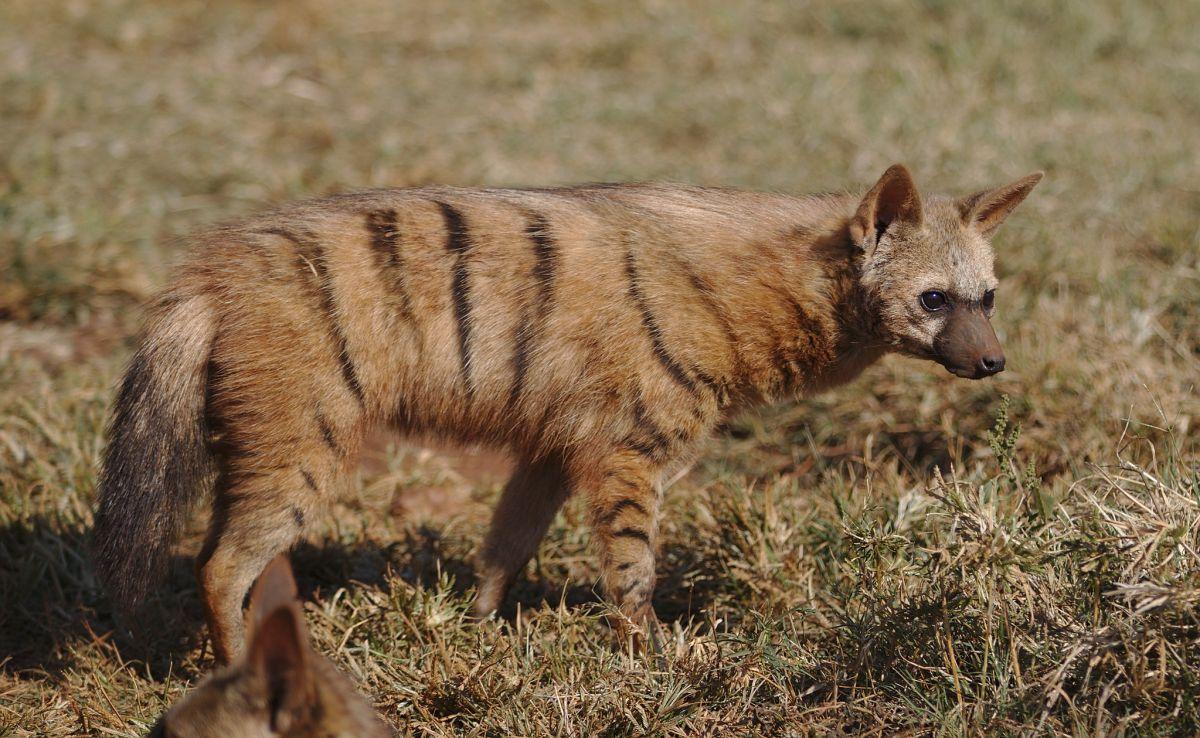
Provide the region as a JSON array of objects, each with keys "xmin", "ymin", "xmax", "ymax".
[
  {"xmin": 612, "ymin": 527, "xmax": 651, "ymax": 545},
  {"xmin": 435, "ymin": 202, "xmax": 476, "ymax": 398},
  {"xmin": 604, "ymin": 472, "xmax": 643, "ymax": 493},
  {"xmin": 619, "ymin": 581, "xmax": 641, "ymax": 598},
  {"xmin": 299, "ymin": 468, "xmax": 318, "ymax": 491},
  {"xmin": 623, "ymin": 245, "xmax": 696, "ymax": 393},
  {"xmin": 600, "ymin": 498, "xmax": 649, "ymax": 527},
  {"xmin": 363, "ymin": 209, "xmax": 417, "ymax": 322},
  {"xmin": 259, "ymin": 227, "xmax": 365, "ymax": 406},
  {"xmin": 629, "ymin": 397, "xmax": 673, "ymax": 459},
  {"xmin": 315, "ymin": 411, "xmax": 343, "ymax": 456},
  {"xmin": 507, "ymin": 211, "xmax": 559, "ymax": 410},
  {"xmin": 626, "ymin": 437, "xmax": 664, "ymax": 460}
]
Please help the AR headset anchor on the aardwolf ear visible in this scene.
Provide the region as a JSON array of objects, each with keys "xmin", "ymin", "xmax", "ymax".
[
  {"xmin": 957, "ymin": 171, "xmax": 1044, "ymax": 237},
  {"xmin": 246, "ymin": 556, "xmax": 313, "ymax": 733},
  {"xmin": 850, "ymin": 163, "xmax": 924, "ymax": 255}
]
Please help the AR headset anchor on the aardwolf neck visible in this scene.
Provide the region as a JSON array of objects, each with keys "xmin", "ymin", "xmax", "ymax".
[{"xmin": 698, "ymin": 191, "xmax": 880, "ymax": 404}]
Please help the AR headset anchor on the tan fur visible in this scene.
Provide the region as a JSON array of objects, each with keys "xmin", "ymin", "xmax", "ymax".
[
  {"xmin": 93, "ymin": 165, "xmax": 1041, "ymax": 661},
  {"xmin": 148, "ymin": 557, "xmax": 391, "ymax": 738}
]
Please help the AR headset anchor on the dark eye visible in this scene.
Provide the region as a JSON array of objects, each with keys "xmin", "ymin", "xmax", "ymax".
[
  {"xmin": 919, "ymin": 290, "xmax": 948, "ymax": 311},
  {"xmin": 982, "ymin": 289, "xmax": 995, "ymax": 311}
]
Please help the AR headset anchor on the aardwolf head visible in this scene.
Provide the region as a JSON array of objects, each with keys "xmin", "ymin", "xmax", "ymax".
[
  {"xmin": 146, "ymin": 557, "xmax": 390, "ymax": 738},
  {"xmin": 851, "ymin": 164, "xmax": 1043, "ymax": 379}
]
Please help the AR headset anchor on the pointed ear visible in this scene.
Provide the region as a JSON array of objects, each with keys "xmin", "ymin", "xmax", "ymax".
[
  {"xmin": 247, "ymin": 603, "xmax": 313, "ymax": 732},
  {"xmin": 850, "ymin": 164, "xmax": 924, "ymax": 253},
  {"xmin": 957, "ymin": 171, "xmax": 1043, "ymax": 237},
  {"xmin": 245, "ymin": 556, "xmax": 312, "ymax": 732},
  {"xmin": 247, "ymin": 555, "xmax": 298, "ymax": 633}
]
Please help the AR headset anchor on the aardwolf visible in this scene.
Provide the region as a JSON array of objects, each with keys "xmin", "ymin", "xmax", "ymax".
[{"xmin": 93, "ymin": 164, "xmax": 1041, "ymax": 661}]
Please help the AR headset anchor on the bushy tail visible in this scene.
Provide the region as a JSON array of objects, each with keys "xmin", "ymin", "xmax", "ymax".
[{"xmin": 92, "ymin": 293, "xmax": 217, "ymax": 611}]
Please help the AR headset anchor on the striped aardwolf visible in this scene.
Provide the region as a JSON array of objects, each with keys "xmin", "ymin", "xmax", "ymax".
[{"xmin": 92, "ymin": 164, "xmax": 1042, "ymax": 662}]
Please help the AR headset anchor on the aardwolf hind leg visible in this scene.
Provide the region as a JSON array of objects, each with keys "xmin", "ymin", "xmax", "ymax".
[
  {"xmin": 197, "ymin": 459, "xmax": 330, "ymax": 663},
  {"xmin": 474, "ymin": 453, "xmax": 571, "ymax": 617}
]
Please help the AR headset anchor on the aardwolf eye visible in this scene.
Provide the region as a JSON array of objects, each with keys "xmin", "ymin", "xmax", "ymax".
[
  {"xmin": 982, "ymin": 289, "xmax": 995, "ymax": 311},
  {"xmin": 919, "ymin": 290, "xmax": 948, "ymax": 311}
]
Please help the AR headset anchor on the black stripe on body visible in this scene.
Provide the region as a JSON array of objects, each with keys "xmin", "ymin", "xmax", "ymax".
[
  {"xmin": 623, "ymin": 246, "xmax": 697, "ymax": 393},
  {"xmin": 507, "ymin": 212, "xmax": 559, "ymax": 409},
  {"xmin": 773, "ymin": 342, "xmax": 798, "ymax": 389},
  {"xmin": 259, "ymin": 227, "xmax": 365, "ymax": 406},
  {"xmin": 435, "ymin": 202, "xmax": 476, "ymax": 398},
  {"xmin": 364, "ymin": 209, "xmax": 417, "ymax": 322},
  {"xmin": 681, "ymin": 267, "xmax": 738, "ymax": 397},
  {"xmin": 691, "ymin": 366, "xmax": 722, "ymax": 394},
  {"xmin": 787, "ymin": 298, "xmax": 834, "ymax": 365},
  {"xmin": 760, "ymin": 278, "xmax": 836, "ymax": 384},
  {"xmin": 394, "ymin": 396, "xmax": 414, "ymax": 432}
]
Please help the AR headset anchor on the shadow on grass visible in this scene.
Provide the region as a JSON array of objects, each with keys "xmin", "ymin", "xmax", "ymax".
[
  {"xmin": 717, "ymin": 415, "xmax": 981, "ymax": 486},
  {"xmin": 0, "ymin": 516, "xmax": 716, "ymax": 683},
  {"xmin": 0, "ymin": 517, "xmax": 412, "ymax": 680},
  {"xmin": 294, "ymin": 525, "xmax": 606, "ymax": 621},
  {"xmin": 0, "ymin": 515, "xmax": 212, "ymax": 679},
  {"xmin": 295, "ymin": 524, "xmax": 715, "ymax": 626}
]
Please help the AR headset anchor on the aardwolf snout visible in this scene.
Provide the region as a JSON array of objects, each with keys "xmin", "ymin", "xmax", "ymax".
[{"xmin": 934, "ymin": 308, "xmax": 1005, "ymax": 380}]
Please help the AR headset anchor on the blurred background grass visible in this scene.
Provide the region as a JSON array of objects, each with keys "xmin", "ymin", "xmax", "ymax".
[{"xmin": 1, "ymin": 0, "xmax": 1198, "ymax": 735}]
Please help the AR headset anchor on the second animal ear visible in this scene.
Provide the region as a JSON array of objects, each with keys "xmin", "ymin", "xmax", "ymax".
[
  {"xmin": 247, "ymin": 604, "xmax": 315, "ymax": 733},
  {"xmin": 244, "ymin": 555, "xmax": 317, "ymax": 732},
  {"xmin": 247, "ymin": 555, "xmax": 300, "ymax": 633}
]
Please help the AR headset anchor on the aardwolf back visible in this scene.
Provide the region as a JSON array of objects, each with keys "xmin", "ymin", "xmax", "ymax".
[{"xmin": 92, "ymin": 165, "xmax": 1041, "ymax": 661}]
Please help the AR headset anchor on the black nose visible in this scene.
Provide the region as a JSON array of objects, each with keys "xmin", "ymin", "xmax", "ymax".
[{"xmin": 979, "ymin": 355, "xmax": 1005, "ymax": 376}]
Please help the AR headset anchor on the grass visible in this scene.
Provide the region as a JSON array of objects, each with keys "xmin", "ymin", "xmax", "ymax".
[{"xmin": 1, "ymin": 0, "xmax": 1198, "ymax": 734}]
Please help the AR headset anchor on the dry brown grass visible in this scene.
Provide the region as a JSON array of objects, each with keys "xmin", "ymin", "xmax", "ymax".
[{"xmin": 1, "ymin": 0, "xmax": 1198, "ymax": 735}]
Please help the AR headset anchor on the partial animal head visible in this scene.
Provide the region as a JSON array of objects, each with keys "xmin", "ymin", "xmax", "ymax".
[
  {"xmin": 147, "ymin": 557, "xmax": 390, "ymax": 738},
  {"xmin": 850, "ymin": 164, "xmax": 1042, "ymax": 379}
]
